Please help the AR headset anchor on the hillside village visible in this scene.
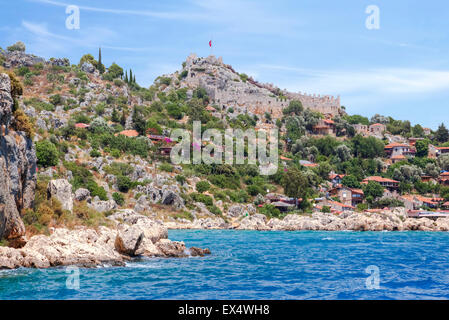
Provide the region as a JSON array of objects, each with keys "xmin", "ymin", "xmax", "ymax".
[{"xmin": 3, "ymin": 40, "xmax": 449, "ymax": 248}]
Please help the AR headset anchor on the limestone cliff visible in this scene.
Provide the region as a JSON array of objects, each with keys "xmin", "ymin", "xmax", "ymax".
[{"xmin": 0, "ymin": 73, "xmax": 37, "ymax": 240}]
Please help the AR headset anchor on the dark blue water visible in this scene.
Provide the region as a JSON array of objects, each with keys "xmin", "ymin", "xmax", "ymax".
[{"xmin": 1, "ymin": 230, "xmax": 449, "ymax": 300}]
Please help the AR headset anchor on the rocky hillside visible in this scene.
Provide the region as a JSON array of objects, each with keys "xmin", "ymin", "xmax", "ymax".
[{"xmin": 0, "ymin": 72, "xmax": 36, "ymax": 244}]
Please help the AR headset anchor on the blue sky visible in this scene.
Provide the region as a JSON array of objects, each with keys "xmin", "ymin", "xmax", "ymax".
[{"xmin": 1, "ymin": 0, "xmax": 449, "ymax": 129}]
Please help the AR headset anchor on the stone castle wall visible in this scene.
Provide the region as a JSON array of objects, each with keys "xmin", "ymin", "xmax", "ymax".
[{"xmin": 183, "ymin": 54, "xmax": 341, "ymax": 118}]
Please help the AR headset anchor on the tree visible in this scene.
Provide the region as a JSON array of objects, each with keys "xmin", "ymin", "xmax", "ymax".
[
  {"xmin": 435, "ymin": 123, "xmax": 449, "ymax": 143},
  {"xmin": 120, "ymin": 109, "xmax": 127, "ymax": 126},
  {"xmin": 351, "ymin": 135, "xmax": 384, "ymax": 158},
  {"xmin": 362, "ymin": 181, "xmax": 384, "ymax": 203},
  {"xmin": 283, "ymin": 100, "xmax": 303, "ymax": 115},
  {"xmin": 341, "ymin": 175, "xmax": 361, "ymax": 188},
  {"xmin": 36, "ymin": 140, "xmax": 59, "ymax": 167},
  {"xmin": 79, "ymin": 54, "xmax": 97, "ymax": 67},
  {"xmin": 111, "ymin": 107, "xmax": 120, "ymax": 123},
  {"xmin": 335, "ymin": 144, "xmax": 353, "ymax": 162},
  {"xmin": 7, "ymin": 41, "xmax": 26, "ymax": 52},
  {"xmin": 106, "ymin": 63, "xmax": 124, "ymax": 80},
  {"xmin": 370, "ymin": 114, "xmax": 388, "ymax": 124},
  {"xmin": 412, "ymin": 124, "xmax": 424, "ymax": 137},
  {"xmin": 437, "ymin": 154, "xmax": 449, "ymax": 171},
  {"xmin": 415, "ymin": 139, "xmax": 429, "ymax": 157},
  {"xmin": 345, "ymin": 114, "xmax": 369, "ymax": 125},
  {"xmin": 132, "ymin": 106, "xmax": 148, "ymax": 135},
  {"xmin": 187, "ymin": 98, "xmax": 211, "ymax": 123},
  {"xmin": 282, "ymin": 168, "xmax": 310, "ymax": 200},
  {"xmin": 89, "ymin": 117, "xmax": 110, "ymax": 134},
  {"xmin": 392, "ymin": 165, "xmax": 423, "ymax": 183},
  {"xmin": 425, "ymin": 163, "xmax": 439, "ymax": 178},
  {"xmin": 97, "ymin": 47, "xmax": 105, "ymax": 74}
]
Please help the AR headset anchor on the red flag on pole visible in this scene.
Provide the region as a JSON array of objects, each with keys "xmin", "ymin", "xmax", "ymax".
[{"xmin": 209, "ymin": 40, "xmax": 212, "ymax": 47}]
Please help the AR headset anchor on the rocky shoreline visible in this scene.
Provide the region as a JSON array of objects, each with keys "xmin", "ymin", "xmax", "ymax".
[
  {"xmin": 165, "ymin": 208, "xmax": 449, "ymax": 232},
  {"xmin": 0, "ymin": 209, "xmax": 210, "ymax": 269}
]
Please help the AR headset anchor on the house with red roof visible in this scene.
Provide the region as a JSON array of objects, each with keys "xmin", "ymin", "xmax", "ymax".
[
  {"xmin": 329, "ymin": 173, "xmax": 346, "ymax": 185},
  {"xmin": 439, "ymin": 172, "xmax": 449, "ymax": 185},
  {"xmin": 384, "ymin": 142, "xmax": 415, "ymax": 161},
  {"xmin": 75, "ymin": 123, "xmax": 90, "ymax": 129},
  {"xmin": 312, "ymin": 119, "xmax": 336, "ymax": 136},
  {"xmin": 328, "ymin": 186, "xmax": 364, "ymax": 207},
  {"xmin": 362, "ymin": 176, "xmax": 399, "ymax": 190},
  {"xmin": 369, "ymin": 123, "xmax": 386, "ymax": 135},
  {"xmin": 117, "ymin": 129, "xmax": 139, "ymax": 137}
]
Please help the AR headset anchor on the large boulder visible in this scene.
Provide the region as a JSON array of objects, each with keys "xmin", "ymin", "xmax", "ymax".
[
  {"xmin": 74, "ymin": 188, "xmax": 90, "ymax": 201},
  {"xmin": 81, "ymin": 62, "xmax": 95, "ymax": 73},
  {"xmin": 115, "ymin": 224, "xmax": 144, "ymax": 256},
  {"xmin": 47, "ymin": 179, "xmax": 73, "ymax": 212},
  {"xmin": 227, "ymin": 204, "xmax": 256, "ymax": 218},
  {"xmin": 88, "ymin": 198, "xmax": 117, "ymax": 213},
  {"xmin": 237, "ymin": 213, "xmax": 268, "ymax": 230}
]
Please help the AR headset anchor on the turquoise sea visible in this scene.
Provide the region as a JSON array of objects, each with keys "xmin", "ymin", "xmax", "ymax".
[{"xmin": 1, "ymin": 230, "xmax": 449, "ymax": 300}]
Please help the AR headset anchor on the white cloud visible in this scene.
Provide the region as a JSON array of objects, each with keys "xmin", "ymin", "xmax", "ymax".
[
  {"xmin": 30, "ymin": 0, "xmax": 300, "ymax": 37},
  {"xmin": 258, "ymin": 64, "xmax": 449, "ymax": 96}
]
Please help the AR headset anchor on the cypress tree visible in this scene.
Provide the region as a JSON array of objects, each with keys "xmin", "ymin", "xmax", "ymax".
[
  {"xmin": 129, "ymin": 69, "xmax": 133, "ymax": 84},
  {"xmin": 98, "ymin": 47, "xmax": 104, "ymax": 74},
  {"xmin": 124, "ymin": 70, "xmax": 129, "ymax": 83},
  {"xmin": 111, "ymin": 107, "xmax": 119, "ymax": 123},
  {"xmin": 120, "ymin": 109, "xmax": 127, "ymax": 126}
]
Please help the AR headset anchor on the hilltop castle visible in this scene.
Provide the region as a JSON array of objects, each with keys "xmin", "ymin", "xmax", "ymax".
[{"xmin": 179, "ymin": 54, "xmax": 342, "ymax": 118}]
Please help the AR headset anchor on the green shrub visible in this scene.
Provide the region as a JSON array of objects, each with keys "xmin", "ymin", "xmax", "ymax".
[
  {"xmin": 112, "ymin": 192, "xmax": 125, "ymax": 206},
  {"xmin": 247, "ymin": 184, "xmax": 265, "ymax": 196},
  {"xmin": 103, "ymin": 162, "xmax": 134, "ymax": 176},
  {"xmin": 86, "ymin": 180, "xmax": 108, "ymax": 201},
  {"xmin": 12, "ymin": 108, "xmax": 34, "ymax": 138},
  {"xmin": 208, "ymin": 205, "xmax": 222, "ymax": 215},
  {"xmin": 196, "ymin": 181, "xmax": 211, "ymax": 193},
  {"xmin": 191, "ymin": 193, "xmax": 214, "ymax": 206},
  {"xmin": 159, "ymin": 162, "xmax": 174, "ymax": 172},
  {"xmin": 49, "ymin": 94, "xmax": 62, "ymax": 106},
  {"xmin": 259, "ymin": 204, "xmax": 282, "ymax": 218},
  {"xmin": 36, "ymin": 140, "xmax": 59, "ymax": 167},
  {"xmin": 176, "ymin": 175, "xmax": 186, "ymax": 185},
  {"xmin": 117, "ymin": 175, "xmax": 133, "ymax": 193},
  {"xmin": 90, "ymin": 149, "xmax": 101, "ymax": 157},
  {"xmin": 110, "ymin": 149, "xmax": 121, "ymax": 158}
]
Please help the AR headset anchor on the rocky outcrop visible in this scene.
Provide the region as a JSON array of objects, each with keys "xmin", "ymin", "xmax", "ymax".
[
  {"xmin": 237, "ymin": 213, "xmax": 268, "ymax": 230},
  {"xmin": 74, "ymin": 188, "xmax": 90, "ymax": 201},
  {"xmin": 234, "ymin": 208, "xmax": 449, "ymax": 232},
  {"xmin": 47, "ymin": 179, "xmax": 73, "ymax": 212},
  {"xmin": 88, "ymin": 198, "xmax": 117, "ymax": 213},
  {"xmin": 0, "ymin": 73, "xmax": 36, "ymax": 241},
  {"xmin": 226, "ymin": 204, "xmax": 256, "ymax": 218},
  {"xmin": 136, "ymin": 184, "xmax": 185, "ymax": 209},
  {"xmin": 0, "ymin": 209, "xmax": 211, "ymax": 269},
  {"xmin": 1, "ymin": 50, "xmax": 45, "ymax": 68},
  {"xmin": 165, "ymin": 217, "xmax": 229, "ymax": 229},
  {"xmin": 163, "ymin": 207, "xmax": 449, "ymax": 232}
]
